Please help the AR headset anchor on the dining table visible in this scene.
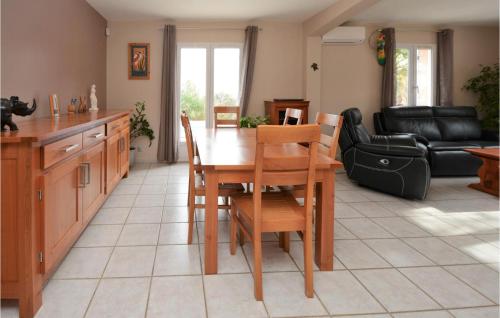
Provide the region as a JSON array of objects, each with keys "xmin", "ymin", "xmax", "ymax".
[{"xmin": 194, "ymin": 128, "xmax": 343, "ymax": 274}]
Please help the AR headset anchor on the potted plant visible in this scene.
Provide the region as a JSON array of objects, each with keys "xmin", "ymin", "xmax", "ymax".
[
  {"xmin": 463, "ymin": 63, "xmax": 499, "ymax": 132},
  {"xmin": 240, "ymin": 115, "xmax": 270, "ymax": 128},
  {"xmin": 129, "ymin": 101, "xmax": 154, "ymax": 166}
]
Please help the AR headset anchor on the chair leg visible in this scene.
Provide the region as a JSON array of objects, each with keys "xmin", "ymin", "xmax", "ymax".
[
  {"xmin": 239, "ymin": 227, "xmax": 245, "ymax": 246},
  {"xmin": 187, "ymin": 186, "xmax": 196, "ymax": 245},
  {"xmin": 278, "ymin": 232, "xmax": 290, "ymax": 253},
  {"xmin": 303, "ymin": 228, "xmax": 313, "ymax": 298},
  {"xmin": 230, "ymin": 202, "xmax": 237, "ymax": 255},
  {"xmin": 253, "ymin": 236, "xmax": 263, "ymax": 300}
]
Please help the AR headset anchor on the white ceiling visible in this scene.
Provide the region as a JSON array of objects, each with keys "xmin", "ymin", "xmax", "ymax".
[
  {"xmin": 349, "ymin": 0, "xmax": 499, "ymax": 26},
  {"xmin": 86, "ymin": 0, "xmax": 338, "ymax": 22}
]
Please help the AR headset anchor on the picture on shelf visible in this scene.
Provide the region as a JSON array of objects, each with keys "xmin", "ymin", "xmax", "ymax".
[
  {"xmin": 128, "ymin": 43, "xmax": 150, "ymax": 80},
  {"xmin": 49, "ymin": 94, "xmax": 59, "ymax": 117}
]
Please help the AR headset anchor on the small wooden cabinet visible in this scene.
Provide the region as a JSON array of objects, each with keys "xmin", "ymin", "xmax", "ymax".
[
  {"xmin": 265, "ymin": 100, "xmax": 310, "ymax": 125},
  {"xmin": 1, "ymin": 111, "xmax": 129, "ymax": 318}
]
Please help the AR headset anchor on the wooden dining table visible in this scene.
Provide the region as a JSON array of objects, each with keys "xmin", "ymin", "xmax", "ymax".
[{"xmin": 195, "ymin": 128, "xmax": 343, "ymax": 274}]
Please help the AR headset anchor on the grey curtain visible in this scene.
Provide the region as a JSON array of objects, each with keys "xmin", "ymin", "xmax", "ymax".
[
  {"xmin": 436, "ymin": 29, "xmax": 454, "ymax": 106},
  {"xmin": 381, "ymin": 28, "xmax": 396, "ymax": 108},
  {"xmin": 157, "ymin": 25, "xmax": 178, "ymax": 163},
  {"xmin": 239, "ymin": 25, "xmax": 259, "ymax": 116}
]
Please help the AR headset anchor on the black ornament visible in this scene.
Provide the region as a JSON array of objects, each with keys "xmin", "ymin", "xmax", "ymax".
[
  {"xmin": 310, "ymin": 62, "xmax": 319, "ymax": 71},
  {"xmin": 1, "ymin": 96, "xmax": 37, "ymax": 131}
]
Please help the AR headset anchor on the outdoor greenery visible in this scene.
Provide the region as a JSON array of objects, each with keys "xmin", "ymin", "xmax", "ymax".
[
  {"xmin": 130, "ymin": 101, "xmax": 155, "ymax": 147},
  {"xmin": 180, "ymin": 80, "xmax": 237, "ymax": 120},
  {"xmin": 240, "ymin": 115, "xmax": 270, "ymax": 128},
  {"xmin": 463, "ymin": 63, "xmax": 499, "ymax": 129},
  {"xmin": 395, "ymin": 48, "xmax": 409, "ymax": 106}
]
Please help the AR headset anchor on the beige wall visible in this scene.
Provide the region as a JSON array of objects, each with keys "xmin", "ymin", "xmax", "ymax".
[
  {"xmin": 106, "ymin": 20, "xmax": 304, "ymax": 162},
  {"xmin": 1, "ymin": 0, "xmax": 107, "ymax": 119},
  {"xmin": 320, "ymin": 25, "xmax": 499, "ymax": 133}
]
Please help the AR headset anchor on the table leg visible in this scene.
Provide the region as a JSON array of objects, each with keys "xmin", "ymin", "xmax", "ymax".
[
  {"xmin": 204, "ymin": 167, "xmax": 219, "ymax": 274},
  {"xmin": 469, "ymin": 157, "xmax": 499, "ymax": 197},
  {"xmin": 315, "ymin": 169, "xmax": 334, "ymax": 270}
]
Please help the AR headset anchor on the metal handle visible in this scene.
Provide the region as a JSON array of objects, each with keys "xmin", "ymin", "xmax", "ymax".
[
  {"xmin": 78, "ymin": 164, "xmax": 86, "ymax": 188},
  {"xmin": 84, "ymin": 163, "xmax": 90, "ymax": 185},
  {"xmin": 79, "ymin": 163, "xmax": 91, "ymax": 187},
  {"xmin": 91, "ymin": 132, "xmax": 104, "ymax": 139},
  {"xmin": 119, "ymin": 137, "xmax": 126, "ymax": 152},
  {"xmin": 63, "ymin": 144, "xmax": 80, "ymax": 153},
  {"xmin": 379, "ymin": 158, "xmax": 390, "ymax": 166}
]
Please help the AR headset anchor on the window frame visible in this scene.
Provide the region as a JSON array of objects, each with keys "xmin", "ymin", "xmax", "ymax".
[{"xmin": 395, "ymin": 43, "xmax": 437, "ymax": 106}]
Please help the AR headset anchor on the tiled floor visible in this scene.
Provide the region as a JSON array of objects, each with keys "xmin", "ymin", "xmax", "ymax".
[{"xmin": 2, "ymin": 163, "xmax": 499, "ymax": 318}]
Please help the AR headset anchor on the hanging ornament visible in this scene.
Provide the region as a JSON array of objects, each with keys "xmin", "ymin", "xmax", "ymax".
[{"xmin": 376, "ymin": 31, "xmax": 386, "ymax": 65}]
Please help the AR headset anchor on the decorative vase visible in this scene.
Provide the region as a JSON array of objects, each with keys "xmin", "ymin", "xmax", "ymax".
[{"xmin": 129, "ymin": 147, "xmax": 136, "ymax": 167}]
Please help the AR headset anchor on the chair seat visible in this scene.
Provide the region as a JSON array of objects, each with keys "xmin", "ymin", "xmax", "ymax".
[
  {"xmin": 230, "ymin": 192, "xmax": 305, "ymax": 232},
  {"xmin": 194, "ymin": 173, "xmax": 244, "ymax": 196}
]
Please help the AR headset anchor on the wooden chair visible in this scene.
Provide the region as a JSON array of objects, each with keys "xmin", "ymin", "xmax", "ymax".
[
  {"xmin": 229, "ymin": 124, "xmax": 320, "ymax": 300},
  {"xmin": 214, "ymin": 106, "xmax": 240, "ymax": 129},
  {"xmin": 283, "ymin": 108, "xmax": 303, "ymax": 125},
  {"xmin": 181, "ymin": 112, "xmax": 244, "ymax": 244}
]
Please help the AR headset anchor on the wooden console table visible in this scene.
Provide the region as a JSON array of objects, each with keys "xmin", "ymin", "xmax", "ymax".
[
  {"xmin": 265, "ymin": 100, "xmax": 309, "ymax": 125},
  {"xmin": 465, "ymin": 148, "xmax": 499, "ymax": 197},
  {"xmin": 1, "ymin": 111, "xmax": 130, "ymax": 318}
]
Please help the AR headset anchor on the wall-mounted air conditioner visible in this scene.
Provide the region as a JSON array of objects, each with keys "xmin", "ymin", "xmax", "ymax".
[{"xmin": 322, "ymin": 26, "xmax": 366, "ymax": 44}]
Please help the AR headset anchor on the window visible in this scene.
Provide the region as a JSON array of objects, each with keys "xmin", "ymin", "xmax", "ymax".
[
  {"xmin": 395, "ymin": 44, "xmax": 436, "ymax": 106},
  {"xmin": 177, "ymin": 44, "xmax": 241, "ymax": 138}
]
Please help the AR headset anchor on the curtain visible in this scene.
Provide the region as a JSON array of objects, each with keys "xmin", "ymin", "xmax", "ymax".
[
  {"xmin": 239, "ymin": 25, "xmax": 259, "ymax": 116},
  {"xmin": 157, "ymin": 25, "xmax": 178, "ymax": 163},
  {"xmin": 436, "ymin": 29, "xmax": 454, "ymax": 106},
  {"xmin": 381, "ymin": 28, "xmax": 396, "ymax": 108}
]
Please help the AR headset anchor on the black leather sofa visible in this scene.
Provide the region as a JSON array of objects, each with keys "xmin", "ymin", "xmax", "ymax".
[
  {"xmin": 339, "ymin": 108, "xmax": 430, "ymax": 200},
  {"xmin": 374, "ymin": 106, "xmax": 499, "ymax": 176}
]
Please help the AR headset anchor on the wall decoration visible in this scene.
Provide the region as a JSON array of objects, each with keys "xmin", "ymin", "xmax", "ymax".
[
  {"xmin": 1, "ymin": 96, "xmax": 37, "ymax": 131},
  {"xmin": 310, "ymin": 62, "xmax": 319, "ymax": 71},
  {"xmin": 376, "ymin": 31, "xmax": 386, "ymax": 65},
  {"xmin": 49, "ymin": 94, "xmax": 60, "ymax": 117},
  {"xmin": 128, "ymin": 43, "xmax": 150, "ymax": 80}
]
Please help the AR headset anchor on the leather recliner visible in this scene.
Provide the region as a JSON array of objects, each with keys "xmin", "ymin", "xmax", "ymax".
[
  {"xmin": 339, "ymin": 108, "xmax": 430, "ymax": 200},
  {"xmin": 374, "ymin": 106, "xmax": 499, "ymax": 176}
]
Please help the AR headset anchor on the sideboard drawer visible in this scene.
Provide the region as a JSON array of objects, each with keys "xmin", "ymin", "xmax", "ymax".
[
  {"xmin": 83, "ymin": 125, "xmax": 105, "ymax": 147},
  {"xmin": 43, "ymin": 133, "xmax": 83, "ymax": 169},
  {"xmin": 107, "ymin": 118, "xmax": 123, "ymax": 136}
]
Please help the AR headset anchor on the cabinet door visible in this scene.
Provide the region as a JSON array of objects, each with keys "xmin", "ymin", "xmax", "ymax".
[
  {"xmin": 42, "ymin": 155, "xmax": 83, "ymax": 274},
  {"xmin": 82, "ymin": 141, "xmax": 106, "ymax": 224},
  {"xmin": 106, "ymin": 132, "xmax": 121, "ymax": 193},
  {"xmin": 120, "ymin": 127, "xmax": 130, "ymax": 177}
]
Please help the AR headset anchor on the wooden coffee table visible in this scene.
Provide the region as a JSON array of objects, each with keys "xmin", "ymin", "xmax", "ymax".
[{"xmin": 464, "ymin": 148, "xmax": 499, "ymax": 197}]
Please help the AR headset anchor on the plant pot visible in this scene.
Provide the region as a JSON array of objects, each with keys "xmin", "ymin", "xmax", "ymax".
[{"xmin": 129, "ymin": 147, "xmax": 137, "ymax": 167}]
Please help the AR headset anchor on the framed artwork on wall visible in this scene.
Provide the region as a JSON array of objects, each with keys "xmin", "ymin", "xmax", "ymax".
[{"xmin": 128, "ymin": 43, "xmax": 150, "ymax": 80}]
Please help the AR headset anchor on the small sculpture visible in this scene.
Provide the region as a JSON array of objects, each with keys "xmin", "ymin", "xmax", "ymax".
[
  {"xmin": 1, "ymin": 96, "xmax": 37, "ymax": 131},
  {"xmin": 89, "ymin": 84, "xmax": 98, "ymax": 111},
  {"xmin": 78, "ymin": 96, "xmax": 88, "ymax": 113},
  {"xmin": 67, "ymin": 98, "xmax": 78, "ymax": 113}
]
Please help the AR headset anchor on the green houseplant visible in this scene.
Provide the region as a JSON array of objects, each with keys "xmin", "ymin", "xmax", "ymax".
[
  {"xmin": 463, "ymin": 63, "xmax": 499, "ymax": 130},
  {"xmin": 240, "ymin": 115, "xmax": 270, "ymax": 128},
  {"xmin": 129, "ymin": 101, "xmax": 155, "ymax": 166}
]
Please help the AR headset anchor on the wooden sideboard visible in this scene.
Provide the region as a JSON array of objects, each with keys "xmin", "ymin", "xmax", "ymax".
[
  {"xmin": 1, "ymin": 111, "xmax": 130, "ymax": 318},
  {"xmin": 264, "ymin": 100, "xmax": 309, "ymax": 125}
]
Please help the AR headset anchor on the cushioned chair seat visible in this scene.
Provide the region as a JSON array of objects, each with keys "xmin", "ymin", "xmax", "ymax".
[{"xmin": 427, "ymin": 141, "xmax": 481, "ymax": 151}]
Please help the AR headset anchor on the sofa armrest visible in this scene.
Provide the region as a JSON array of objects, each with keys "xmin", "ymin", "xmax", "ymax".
[
  {"xmin": 370, "ymin": 134, "xmax": 417, "ymax": 147},
  {"xmin": 357, "ymin": 143, "xmax": 425, "ymax": 157},
  {"xmin": 375, "ymin": 132, "xmax": 429, "ymax": 145},
  {"xmin": 481, "ymin": 129, "xmax": 499, "ymax": 141}
]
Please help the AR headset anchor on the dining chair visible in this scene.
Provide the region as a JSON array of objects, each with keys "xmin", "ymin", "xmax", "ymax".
[
  {"xmin": 213, "ymin": 106, "xmax": 240, "ymax": 129},
  {"xmin": 283, "ymin": 108, "xmax": 303, "ymax": 125},
  {"xmin": 181, "ymin": 112, "xmax": 244, "ymax": 244},
  {"xmin": 229, "ymin": 124, "xmax": 320, "ymax": 300}
]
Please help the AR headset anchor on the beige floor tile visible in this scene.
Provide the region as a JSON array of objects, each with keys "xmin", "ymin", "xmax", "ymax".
[
  {"xmin": 147, "ymin": 276, "xmax": 205, "ymax": 318},
  {"xmin": 167, "ymin": 175, "xmax": 189, "ymax": 183},
  {"xmin": 336, "ymin": 190, "xmax": 371, "ymax": 202},
  {"xmin": 334, "ymin": 240, "xmax": 391, "ymax": 269},
  {"xmin": 164, "ymin": 193, "xmax": 188, "ymax": 206},
  {"xmin": 372, "ymin": 217, "xmax": 431, "ymax": 237},
  {"xmin": 364, "ymin": 239, "xmax": 434, "ymax": 267},
  {"xmin": 475, "ymin": 234, "xmax": 500, "ymax": 248},
  {"xmin": 449, "ymin": 306, "xmax": 500, "ymax": 318},
  {"xmin": 154, "ymin": 244, "xmax": 201, "ymax": 276},
  {"xmin": 117, "ymin": 224, "xmax": 160, "ymax": 246},
  {"xmin": 405, "ymin": 216, "xmax": 467, "ymax": 236},
  {"xmin": 143, "ymin": 175, "xmax": 168, "ymax": 185},
  {"xmin": 113, "ymin": 184, "xmax": 141, "ymax": 195},
  {"xmin": 338, "ymin": 219, "xmax": 394, "ymax": 239},
  {"xmin": 134, "ymin": 194, "xmax": 165, "ymax": 207},
  {"xmin": 377, "ymin": 200, "xmax": 434, "ymax": 217},
  {"xmin": 103, "ymin": 195, "xmax": 136, "ymax": 208},
  {"xmin": 334, "ymin": 315, "xmax": 391, "ymax": 318},
  {"xmin": 350, "ymin": 202, "xmax": 397, "ymax": 217},
  {"xmin": 403, "ymin": 237, "xmax": 478, "ymax": 265},
  {"xmin": 440, "ymin": 235, "xmax": 500, "ymax": 263},
  {"xmin": 74, "ymin": 225, "xmax": 123, "ymax": 247},
  {"xmin": 166, "ymin": 183, "xmax": 189, "ymax": 193},
  {"xmin": 334, "ymin": 222, "xmax": 357, "ymax": 239},
  {"xmin": 392, "ymin": 311, "xmax": 452, "ymax": 318},
  {"xmin": 0, "ymin": 300, "xmax": 18, "ymax": 318},
  {"xmin": 119, "ymin": 175, "xmax": 145, "ymax": 185},
  {"xmin": 444, "ymin": 264, "xmax": 499, "ymax": 303},
  {"xmin": 400, "ymin": 266, "xmax": 493, "ymax": 308},
  {"xmin": 201, "ymin": 243, "xmax": 250, "ymax": 273},
  {"xmin": 204, "ymin": 273, "xmax": 267, "ymax": 318},
  {"xmin": 86, "ymin": 278, "xmax": 150, "ymax": 318},
  {"xmin": 197, "ymin": 220, "xmax": 231, "ymax": 243},
  {"xmin": 91, "ymin": 207, "xmax": 130, "ymax": 225},
  {"xmin": 162, "ymin": 206, "xmax": 189, "ymax": 222},
  {"xmin": 35, "ymin": 279, "xmax": 98, "ymax": 318},
  {"xmin": 139, "ymin": 183, "xmax": 168, "ymax": 195},
  {"xmin": 262, "ymin": 272, "xmax": 328, "ymax": 317},
  {"xmin": 335, "ymin": 203, "xmax": 365, "ymax": 218},
  {"xmin": 104, "ymin": 246, "xmax": 156, "ymax": 278},
  {"xmin": 158, "ymin": 222, "xmax": 196, "ymax": 244},
  {"xmin": 147, "ymin": 165, "xmax": 171, "ymax": 176},
  {"xmin": 127, "ymin": 207, "xmax": 163, "ymax": 224},
  {"xmin": 53, "ymin": 247, "xmax": 112, "ymax": 279},
  {"xmin": 243, "ymin": 242, "xmax": 298, "ymax": 272},
  {"xmin": 314, "ymin": 271, "xmax": 385, "ymax": 315},
  {"xmin": 353, "ymin": 268, "xmax": 440, "ymax": 312}
]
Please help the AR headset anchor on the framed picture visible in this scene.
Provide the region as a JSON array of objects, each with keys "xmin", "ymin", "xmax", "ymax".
[
  {"xmin": 128, "ymin": 43, "xmax": 150, "ymax": 80},
  {"xmin": 49, "ymin": 94, "xmax": 59, "ymax": 117}
]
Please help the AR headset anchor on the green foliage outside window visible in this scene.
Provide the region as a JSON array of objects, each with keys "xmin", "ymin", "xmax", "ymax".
[{"xmin": 395, "ymin": 48, "xmax": 409, "ymax": 106}]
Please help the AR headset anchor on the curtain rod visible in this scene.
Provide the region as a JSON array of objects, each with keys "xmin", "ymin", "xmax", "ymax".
[
  {"xmin": 375, "ymin": 27, "xmax": 442, "ymax": 33},
  {"xmin": 158, "ymin": 26, "xmax": 263, "ymax": 31}
]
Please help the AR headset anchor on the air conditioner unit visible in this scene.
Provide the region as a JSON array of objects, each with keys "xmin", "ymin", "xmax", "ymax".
[{"xmin": 322, "ymin": 26, "xmax": 366, "ymax": 44}]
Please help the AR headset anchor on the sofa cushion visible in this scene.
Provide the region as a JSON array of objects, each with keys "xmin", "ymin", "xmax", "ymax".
[
  {"xmin": 469, "ymin": 140, "xmax": 500, "ymax": 148},
  {"xmin": 427, "ymin": 141, "xmax": 481, "ymax": 151},
  {"xmin": 382, "ymin": 106, "xmax": 442, "ymax": 141},
  {"xmin": 433, "ymin": 106, "xmax": 482, "ymax": 141}
]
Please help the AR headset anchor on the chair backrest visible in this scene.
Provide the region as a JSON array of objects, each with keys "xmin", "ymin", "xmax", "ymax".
[
  {"xmin": 283, "ymin": 108, "xmax": 303, "ymax": 126},
  {"xmin": 213, "ymin": 106, "xmax": 240, "ymax": 129},
  {"xmin": 180, "ymin": 112, "xmax": 196, "ymax": 177},
  {"xmin": 315, "ymin": 112, "xmax": 344, "ymax": 159},
  {"xmin": 253, "ymin": 125, "xmax": 320, "ymax": 227}
]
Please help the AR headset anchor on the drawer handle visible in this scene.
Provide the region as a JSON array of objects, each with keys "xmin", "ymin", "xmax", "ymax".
[
  {"xmin": 63, "ymin": 144, "xmax": 80, "ymax": 153},
  {"xmin": 91, "ymin": 133, "xmax": 104, "ymax": 139}
]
